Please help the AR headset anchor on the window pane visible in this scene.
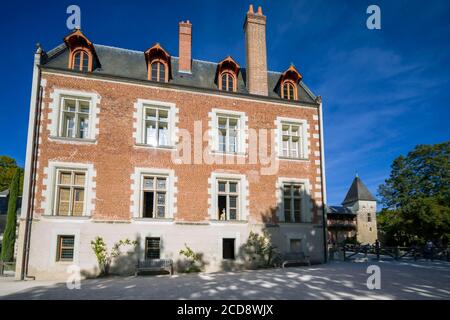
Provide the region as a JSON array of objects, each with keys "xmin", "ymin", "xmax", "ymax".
[
  {"xmin": 79, "ymin": 101, "xmax": 90, "ymax": 113},
  {"xmin": 228, "ymin": 75, "xmax": 234, "ymax": 91},
  {"xmin": 157, "ymin": 206, "xmax": 165, "ymax": 218},
  {"xmin": 157, "ymin": 178, "xmax": 166, "ymax": 190},
  {"xmin": 221, "ymin": 74, "xmax": 227, "ymax": 90},
  {"xmin": 289, "ymin": 83, "xmax": 294, "ymax": 100},
  {"xmin": 284, "ymin": 198, "xmax": 291, "ymax": 222},
  {"xmin": 229, "ymin": 195, "xmax": 237, "ymax": 208},
  {"xmin": 74, "ymin": 173, "xmax": 85, "ymax": 186},
  {"xmin": 74, "ymin": 52, "xmax": 81, "ymax": 70},
  {"xmin": 151, "ymin": 63, "xmax": 158, "ymax": 81},
  {"xmin": 218, "ymin": 182, "xmax": 226, "ymax": 192},
  {"xmin": 229, "ymin": 208, "xmax": 237, "ymax": 220},
  {"xmin": 143, "ymin": 177, "xmax": 154, "ymax": 189},
  {"xmin": 291, "ymin": 126, "xmax": 299, "ymax": 136},
  {"xmin": 63, "ymin": 113, "xmax": 75, "ymax": 138},
  {"xmin": 82, "ymin": 53, "xmax": 89, "ymax": 72},
  {"xmin": 228, "ymin": 118, "xmax": 238, "ymax": 129},
  {"xmin": 229, "ymin": 183, "xmax": 237, "ymax": 193},
  {"xmin": 57, "ymin": 187, "xmax": 70, "ymax": 216},
  {"xmin": 282, "ymin": 125, "xmax": 290, "ymax": 135},
  {"xmin": 159, "ymin": 63, "xmax": 166, "ymax": 82},
  {"xmin": 218, "ymin": 117, "xmax": 227, "ymax": 129},
  {"xmin": 79, "ymin": 116, "xmax": 89, "ymax": 139},
  {"xmin": 294, "ymin": 198, "xmax": 301, "ymax": 222},
  {"xmin": 146, "ymin": 108, "xmax": 157, "ymax": 120},
  {"xmin": 218, "ymin": 195, "xmax": 227, "ymax": 220},
  {"xmin": 158, "ymin": 109, "xmax": 168, "ymax": 121},
  {"xmin": 59, "ymin": 172, "xmax": 72, "ymax": 185},
  {"xmin": 158, "ymin": 122, "xmax": 168, "ymax": 146},
  {"xmin": 283, "ymin": 84, "xmax": 288, "ymax": 98},
  {"xmin": 73, "ymin": 188, "xmax": 84, "ymax": 216},
  {"xmin": 64, "ymin": 99, "xmax": 76, "ymax": 112},
  {"xmin": 283, "ymin": 185, "xmax": 291, "ymax": 196},
  {"xmin": 143, "ymin": 192, "xmax": 154, "ymax": 218},
  {"xmin": 157, "ymin": 192, "xmax": 166, "ymax": 205},
  {"xmin": 293, "ymin": 185, "xmax": 301, "ymax": 196},
  {"xmin": 145, "ymin": 121, "xmax": 157, "ymax": 145}
]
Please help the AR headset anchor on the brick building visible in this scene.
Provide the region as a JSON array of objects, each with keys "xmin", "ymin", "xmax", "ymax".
[{"xmin": 16, "ymin": 5, "xmax": 327, "ymax": 279}]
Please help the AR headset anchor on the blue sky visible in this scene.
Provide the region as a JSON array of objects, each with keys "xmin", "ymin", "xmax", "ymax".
[{"xmin": 1, "ymin": 0, "xmax": 449, "ymax": 206}]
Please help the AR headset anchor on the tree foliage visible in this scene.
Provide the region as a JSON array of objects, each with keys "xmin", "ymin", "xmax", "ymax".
[
  {"xmin": 0, "ymin": 156, "xmax": 23, "ymax": 193},
  {"xmin": 1, "ymin": 168, "xmax": 20, "ymax": 262},
  {"xmin": 377, "ymin": 141, "xmax": 450, "ymax": 246}
]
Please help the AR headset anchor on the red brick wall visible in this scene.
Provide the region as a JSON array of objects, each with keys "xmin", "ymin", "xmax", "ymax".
[
  {"xmin": 34, "ymin": 73, "xmax": 323, "ymax": 224},
  {"xmin": 178, "ymin": 21, "xmax": 192, "ymax": 73}
]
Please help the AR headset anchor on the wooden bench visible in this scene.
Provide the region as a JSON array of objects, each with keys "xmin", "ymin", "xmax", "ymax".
[
  {"xmin": 282, "ymin": 252, "xmax": 311, "ymax": 268},
  {"xmin": 135, "ymin": 259, "xmax": 173, "ymax": 276}
]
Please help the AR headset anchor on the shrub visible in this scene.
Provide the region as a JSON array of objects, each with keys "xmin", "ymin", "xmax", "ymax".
[{"xmin": 90, "ymin": 237, "xmax": 137, "ymax": 276}]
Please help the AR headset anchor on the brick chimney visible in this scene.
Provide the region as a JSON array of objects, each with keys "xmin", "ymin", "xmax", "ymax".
[
  {"xmin": 244, "ymin": 5, "xmax": 268, "ymax": 96},
  {"xmin": 179, "ymin": 20, "xmax": 192, "ymax": 73}
]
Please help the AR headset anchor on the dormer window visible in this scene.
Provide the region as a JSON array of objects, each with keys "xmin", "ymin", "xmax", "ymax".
[
  {"xmin": 280, "ymin": 65, "xmax": 302, "ymax": 101},
  {"xmin": 150, "ymin": 60, "xmax": 167, "ymax": 82},
  {"xmin": 64, "ymin": 29, "xmax": 98, "ymax": 72},
  {"xmin": 145, "ymin": 43, "xmax": 171, "ymax": 83},
  {"xmin": 72, "ymin": 49, "xmax": 90, "ymax": 72},
  {"xmin": 220, "ymin": 72, "xmax": 236, "ymax": 92},
  {"xmin": 217, "ymin": 56, "xmax": 240, "ymax": 93},
  {"xmin": 282, "ymin": 81, "xmax": 296, "ymax": 100}
]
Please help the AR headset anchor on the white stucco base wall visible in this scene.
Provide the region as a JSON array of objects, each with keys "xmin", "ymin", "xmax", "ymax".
[{"xmin": 26, "ymin": 218, "xmax": 324, "ymax": 280}]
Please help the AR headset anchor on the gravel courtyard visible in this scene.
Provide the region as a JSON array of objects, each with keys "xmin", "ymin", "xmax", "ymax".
[{"xmin": 1, "ymin": 260, "xmax": 449, "ymax": 300}]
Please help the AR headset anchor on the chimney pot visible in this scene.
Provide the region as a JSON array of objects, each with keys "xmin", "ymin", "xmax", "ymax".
[
  {"xmin": 257, "ymin": 6, "xmax": 263, "ymax": 14},
  {"xmin": 248, "ymin": 4, "xmax": 254, "ymax": 13}
]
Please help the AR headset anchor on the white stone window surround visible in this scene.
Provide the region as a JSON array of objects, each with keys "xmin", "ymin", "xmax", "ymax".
[
  {"xmin": 275, "ymin": 117, "xmax": 310, "ymax": 160},
  {"xmin": 276, "ymin": 177, "xmax": 312, "ymax": 223},
  {"xmin": 131, "ymin": 167, "xmax": 177, "ymax": 220},
  {"xmin": 43, "ymin": 161, "xmax": 95, "ymax": 217},
  {"xmin": 209, "ymin": 108, "xmax": 248, "ymax": 155},
  {"xmin": 48, "ymin": 88, "xmax": 100, "ymax": 142},
  {"xmin": 208, "ymin": 172, "xmax": 249, "ymax": 221},
  {"xmin": 49, "ymin": 228, "xmax": 81, "ymax": 266},
  {"xmin": 133, "ymin": 99, "xmax": 179, "ymax": 148}
]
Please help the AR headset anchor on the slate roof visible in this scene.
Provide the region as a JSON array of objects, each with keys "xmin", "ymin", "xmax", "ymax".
[
  {"xmin": 326, "ymin": 206, "xmax": 355, "ymax": 215},
  {"xmin": 341, "ymin": 176, "xmax": 376, "ymax": 205},
  {"xmin": 42, "ymin": 44, "xmax": 318, "ymax": 104}
]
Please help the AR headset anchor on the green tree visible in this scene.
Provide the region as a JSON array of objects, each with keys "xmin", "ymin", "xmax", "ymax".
[
  {"xmin": 378, "ymin": 141, "xmax": 450, "ymax": 246},
  {"xmin": 0, "ymin": 156, "xmax": 23, "ymax": 194},
  {"xmin": 1, "ymin": 168, "xmax": 20, "ymax": 262}
]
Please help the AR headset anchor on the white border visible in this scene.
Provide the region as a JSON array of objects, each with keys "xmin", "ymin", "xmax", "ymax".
[
  {"xmin": 275, "ymin": 116, "xmax": 310, "ymax": 160},
  {"xmin": 130, "ymin": 167, "xmax": 177, "ymax": 219},
  {"xmin": 276, "ymin": 177, "xmax": 312, "ymax": 223},
  {"xmin": 42, "ymin": 161, "xmax": 96, "ymax": 217},
  {"xmin": 47, "ymin": 88, "xmax": 101, "ymax": 141},
  {"xmin": 133, "ymin": 99, "xmax": 179, "ymax": 146}
]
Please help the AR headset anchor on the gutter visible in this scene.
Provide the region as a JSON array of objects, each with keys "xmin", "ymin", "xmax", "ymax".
[
  {"xmin": 18, "ymin": 45, "xmax": 42, "ymax": 280},
  {"xmin": 317, "ymin": 98, "xmax": 328, "ymax": 263}
]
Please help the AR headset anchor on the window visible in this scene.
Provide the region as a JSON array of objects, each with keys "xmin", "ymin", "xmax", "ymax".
[
  {"xmin": 141, "ymin": 176, "xmax": 167, "ymax": 218},
  {"xmin": 283, "ymin": 183, "xmax": 303, "ymax": 223},
  {"xmin": 290, "ymin": 239, "xmax": 302, "ymax": 253},
  {"xmin": 282, "ymin": 81, "xmax": 296, "ymax": 100},
  {"xmin": 220, "ymin": 72, "xmax": 236, "ymax": 92},
  {"xmin": 145, "ymin": 237, "xmax": 160, "ymax": 259},
  {"xmin": 222, "ymin": 238, "xmax": 235, "ymax": 260},
  {"xmin": 56, "ymin": 235, "xmax": 75, "ymax": 261},
  {"xmin": 143, "ymin": 106, "xmax": 170, "ymax": 146},
  {"xmin": 217, "ymin": 180, "xmax": 239, "ymax": 220},
  {"xmin": 367, "ymin": 212, "xmax": 372, "ymax": 222},
  {"xmin": 72, "ymin": 50, "xmax": 90, "ymax": 72},
  {"xmin": 281, "ymin": 122, "xmax": 304, "ymax": 158},
  {"xmin": 217, "ymin": 115, "xmax": 239, "ymax": 153},
  {"xmin": 150, "ymin": 61, "xmax": 167, "ymax": 82},
  {"xmin": 54, "ymin": 170, "xmax": 86, "ymax": 216},
  {"xmin": 59, "ymin": 97, "xmax": 91, "ymax": 139}
]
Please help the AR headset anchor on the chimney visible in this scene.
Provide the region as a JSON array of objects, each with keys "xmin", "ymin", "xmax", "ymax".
[
  {"xmin": 179, "ymin": 20, "xmax": 192, "ymax": 73},
  {"xmin": 244, "ymin": 5, "xmax": 268, "ymax": 96}
]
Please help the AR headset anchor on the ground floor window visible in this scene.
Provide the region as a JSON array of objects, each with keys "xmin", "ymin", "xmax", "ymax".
[
  {"xmin": 290, "ymin": 239, "xmax": 302, "ymax": 253},
  {"xmin": 56, "ymin": 235, "xmax": 75, "ymax": 261},
  {"xmin": 222, "ymin": 238, "xmax": 235, "ymax": 260},
  {"xmin": 283, "ymin": 183, "xmax": 303, "ymax": 223},
  {"xmin": 145, "ymin": 237, "xmax": 160, "ymax": 259}
]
